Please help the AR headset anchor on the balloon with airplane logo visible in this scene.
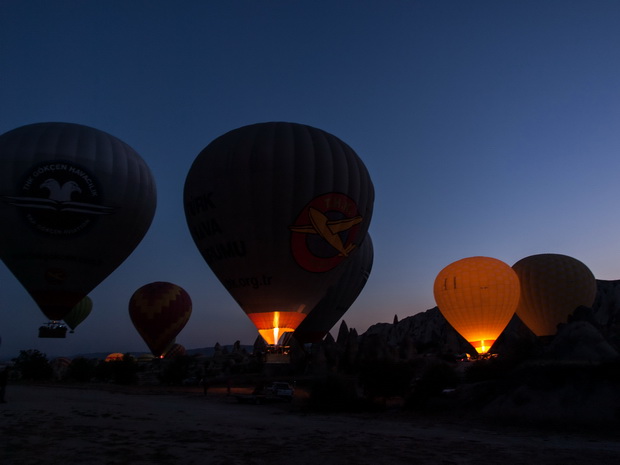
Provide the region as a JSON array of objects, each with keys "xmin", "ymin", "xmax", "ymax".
[
  {"xmin": 0, "ymin": 122, "xmax": 156, "ymax": 330},
  {"xmin": 184, "ymin": 122, "xmax": 374, "ymax": 345}
]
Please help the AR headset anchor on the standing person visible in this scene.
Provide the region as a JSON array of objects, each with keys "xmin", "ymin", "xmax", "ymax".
[
  {"xmin": 200, "ymin": 377, "xmax": 209, "ymax": 396},
  {"xmin": 0, "ymin": 366, "xmax": 9, "ymax": 403}
]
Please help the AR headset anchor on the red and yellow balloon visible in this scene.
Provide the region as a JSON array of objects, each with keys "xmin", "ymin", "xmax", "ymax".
[
  {"xmin": 433, "ymin": 256, "xmax": 520, "ymax": 354},
  {"xmin": 129, "ymin": 282, "xmax": 192, "ymax": 357}
]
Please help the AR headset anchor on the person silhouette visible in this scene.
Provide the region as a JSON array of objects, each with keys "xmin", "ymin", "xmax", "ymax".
[{"xmin": 0, "ymin": 366, "xmax": 10, "ymax": 403}]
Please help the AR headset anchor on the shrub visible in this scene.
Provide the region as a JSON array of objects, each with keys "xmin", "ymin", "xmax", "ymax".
[
  {"xmin": 12, "ymin": 349, "xmax": 53, "ymax": 381},
  {"xmin": 307, "ymin": 374, "xmax": 363, "ymax": 412},
  {"xmin": 68, "ymin": 357, "xmax": 96, "ymax": 382},
  {"xmin": 406, "ymin": 360, "xmax": 458, "ymax": 410}
]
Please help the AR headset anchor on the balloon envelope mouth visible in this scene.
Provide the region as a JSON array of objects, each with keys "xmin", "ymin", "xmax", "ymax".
[
  {"xmin": 248, "ymin": 311, "xmax": 306, "ymax": 345},
  {"xmin": 470, "ymin": 339, "xmax": 495, "ymax": 354},
  {"xmin": 30, "ymin": 290, "xmax": 85, "ymax": 321}
]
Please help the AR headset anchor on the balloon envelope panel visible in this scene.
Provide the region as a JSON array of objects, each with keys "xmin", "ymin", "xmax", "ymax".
[
  {"xmin": 184, "ymin": 122, "xmax": 374, "ymax": 343},
  {"xmin": 63, "ymin": 296, "xmax": 93, "ymax": 331},
  {"xmin": 512, "ymin": 253, "xmax": 597, "ymax": 337},
  {"xmin": 433, "ymin": 256, "xmax": 520, "ymax": 354},
  {"xmin": 294, "ymin": 235, "xmax": 373, "ymax": 343},
  {"xmin": 0, "ymin": 122, "xmax": 156, "ymax": 320},
  {"xmin": 164, "ymin": 343, "xmax": 186, "ymax": 358}
]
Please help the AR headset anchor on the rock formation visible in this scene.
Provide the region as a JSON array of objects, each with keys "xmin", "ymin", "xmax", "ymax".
[{"xmin": 309, "ymin": 279, "xmax": 620, "ymax": 371}]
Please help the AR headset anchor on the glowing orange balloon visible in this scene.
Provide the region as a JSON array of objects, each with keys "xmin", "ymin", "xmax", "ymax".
[
  {"xmin": 512, "ymin": 253, "xmax": 597, "ymax": 337},
  {"xmin": 433, "ymin": 256, "xmax": 520, "ymax": 354},
  {"xmin": 105, "ymin": 353, "xmax": 125, "ymax": 362}
]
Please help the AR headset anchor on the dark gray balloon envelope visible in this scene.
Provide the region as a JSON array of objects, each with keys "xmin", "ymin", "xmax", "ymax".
[
  {"xmin": 0, "ymin": 122, "xmax": 156, "ymax": 323},
  {"xmin": 184, "ymin": 122, "xmax": 374, "ymax": 344}
]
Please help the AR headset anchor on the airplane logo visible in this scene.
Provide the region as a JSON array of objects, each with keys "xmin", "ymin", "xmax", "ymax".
[
  {"xmin": 45, "ymin": 268, "xmax": 68, "ymax": 284},
  {"xmin": 290, "ymin": 207, "xmax": 362, "ymax": 257},
  {"xmin": 290, "ymin": 193, "xmax": 364, "ymax": 273}
]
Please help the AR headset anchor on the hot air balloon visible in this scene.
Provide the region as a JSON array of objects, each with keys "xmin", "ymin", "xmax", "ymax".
[
  {"xmin": 63, "ymin": 296, "xmax": 93, "ymax": 333},
  {"xmin": 129, "ymin": 282, "xmax": 192, "ymax": 357},
  {"xmin": 512, "ymin": 253, "xmax": 597, "ymax": 338},
  {"xmin": 433, "ymin": 256, "xmax": 520, "ymax": 354},
  {"xmin": 137, "ymin": 353, "xmax": 155, "ymax": 363},
  {"xmin": 105, "ymin": 353, "xmax": 127, "ymax": 362},
  {"xmin": 294, "ymin": 235, "xmax": 374, "ymax": 344},
  {"xmin": 164, "ymin": 343, "xmax": 186, "ymax": 358},
  {"xmin": 184, "ymin": 122, "xmax": 374, "ymax": 346},
  {"xmin": 0, "ymin": 122, "xmax": 156, "ymax": 335}
]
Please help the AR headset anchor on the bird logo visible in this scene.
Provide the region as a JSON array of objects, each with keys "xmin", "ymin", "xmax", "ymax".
[{"xmin": 0, "ymin": 160, "xmax": 115, "ymax": 235}]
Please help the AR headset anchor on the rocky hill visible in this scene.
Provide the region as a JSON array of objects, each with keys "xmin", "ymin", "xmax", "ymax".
[{"xmin": 314, "ymin": 279, "xmax": 620, "ymax": 368}]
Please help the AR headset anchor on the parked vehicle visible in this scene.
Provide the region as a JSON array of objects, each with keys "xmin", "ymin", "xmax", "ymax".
[
  {"xmin": 266, "ymin": 382, "xmax": 294, "ymax": 400},
  {"xmin": 235, "ymin": 381, "xmax": 295, "ymax": 404}
]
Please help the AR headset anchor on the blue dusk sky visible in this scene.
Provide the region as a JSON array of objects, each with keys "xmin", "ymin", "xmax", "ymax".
[{"xmin": 2, "ymin": 1, "xmax": 620, "ymax": 359}]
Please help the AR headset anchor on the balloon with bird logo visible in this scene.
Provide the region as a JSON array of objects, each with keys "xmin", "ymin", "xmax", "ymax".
[
  {"xmin": 512, "ymin": 253, "xmax": 597, "ymax": 337},
  {"xmin": 129, "ymin": 281, "xmax": 192, "ymax": 357},
  {"xmin": 63, "ymin": 295, "xmax": 93, "ymax": 333},
  {"xmin": 0, "ymin": 122, "xmax": 156, "ymax": 333},
  {"xmin": 184, "ymin": 122, "xmax": 374, "ymax": 345},
  {"xmin": 433, "ymin": 256, "xmax": 520, "ymax": 354},
  {"xmin": 294, "ymin": 234, "xmax": 374, "ymax": 343}
]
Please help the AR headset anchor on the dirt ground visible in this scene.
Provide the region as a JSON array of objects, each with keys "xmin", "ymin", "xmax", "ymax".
[{"xmin": 2, "ymin": 384, "xmax": 620, "ymax": 465}]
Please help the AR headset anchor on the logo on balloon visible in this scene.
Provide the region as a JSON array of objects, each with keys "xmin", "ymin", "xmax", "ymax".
[
  {"xmin": 1, "ymin": 160, "xmax": 115, "ymax": 236},
  {"xmin": 290, "ymin": 193, "xmax": 363, "ymax": 272},
  {"xmin": 45, "ymin": 268, "xmax": 68, "ymax": 285}
]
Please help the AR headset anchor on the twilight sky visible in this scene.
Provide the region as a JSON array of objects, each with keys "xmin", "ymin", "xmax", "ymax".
[{"xmin": 2, "ymin": 1, "xmax": 620, "ymax": 359}]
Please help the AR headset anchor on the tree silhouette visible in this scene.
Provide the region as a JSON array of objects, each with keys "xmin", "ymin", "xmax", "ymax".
[{"xmin": 12, "ymin": 349, "xmax": 53, "ymax": 381}]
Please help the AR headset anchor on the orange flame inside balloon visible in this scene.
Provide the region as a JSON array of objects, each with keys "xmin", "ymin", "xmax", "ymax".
[
  {"xmin": 248, "ymin": 311, "xmax": 306, "ymax": 345},
  {"xmin": 469, "ymin": 339, "xmax": 495, "ymax": 354}
]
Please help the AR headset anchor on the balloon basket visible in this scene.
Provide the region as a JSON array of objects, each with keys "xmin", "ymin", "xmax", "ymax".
[
  {"xmin": 38, "ymin": 322, "xmax": 68, "ymax": 338},
  {"xmin": 264, "ymin": 345, "xmax": 291, "ymax": 364}
]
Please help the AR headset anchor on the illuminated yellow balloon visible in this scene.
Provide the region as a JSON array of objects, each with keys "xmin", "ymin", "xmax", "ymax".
[
  {"xmin": 433, "ymin": 256, "xmax": 520, "ymax": 354},
  {"xmin": 512, "ymin": 253, "xmax": 597, "ymax": 337}
]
